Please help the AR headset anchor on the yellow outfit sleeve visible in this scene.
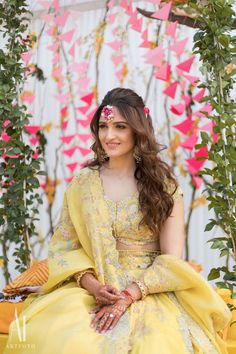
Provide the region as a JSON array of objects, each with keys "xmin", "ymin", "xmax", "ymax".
[{"xmin": 42, "ymin": 178, "xmax": 96, "ymax": 294}]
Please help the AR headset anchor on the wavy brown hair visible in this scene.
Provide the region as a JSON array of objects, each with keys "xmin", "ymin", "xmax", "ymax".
[{"xmin": 84, "ymin": 87, "xmax": 179, "ymax": 235}]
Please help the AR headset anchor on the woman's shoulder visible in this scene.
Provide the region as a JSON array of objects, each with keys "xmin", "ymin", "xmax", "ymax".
[
  {"xmin": 68, "ymin": 166, "xmax": 96, "ymax": 188},
  {"xmin": 71, "ymin": 167, "xmax": 96, "ymax": 184}
]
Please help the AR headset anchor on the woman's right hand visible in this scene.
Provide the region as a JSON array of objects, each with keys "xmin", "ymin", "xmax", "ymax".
[{"xmin": 93, "ymin": 284, "xmax": 125, "ymax": 305}]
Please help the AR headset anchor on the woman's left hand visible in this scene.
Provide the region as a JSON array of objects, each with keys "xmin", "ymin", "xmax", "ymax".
[{"xmin": 90, "ymin": 297, "xmax": 132, "ymax": 333}]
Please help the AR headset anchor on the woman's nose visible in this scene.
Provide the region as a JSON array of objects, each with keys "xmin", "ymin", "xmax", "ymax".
[{"xmin": 105, "ymin": 127, "xmax": 116, "ymax": 138}]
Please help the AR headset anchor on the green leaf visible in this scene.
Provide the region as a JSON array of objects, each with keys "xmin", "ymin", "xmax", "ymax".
[{"xmin": 208, "ymin": 268, "xmax": 220, "ymax": 281}]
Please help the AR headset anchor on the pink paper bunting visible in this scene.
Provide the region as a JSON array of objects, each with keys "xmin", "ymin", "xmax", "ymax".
[
  {"xmin": 63, "ymin": 147, "xmax": 77, "ymax": 158},
  {"xmin": 30, "ymin": 136, "xmax": 40, "ymax": 145},
  {"xmin": 66, "ymin": 162, "xmax": 78, "ymax": 173},
  {"xmin": 152, "ymin": 2, "xmax": 171, "ymax": 20},
  {"xmin": 69, "ymin": 43, "xmax": 75, "ymax": 57},
  {"xmin": 163, "ymin": 81, "xmax": 178, "ymax": 99},
  {"xmin": 195, "ymin": 146, "xmax": 209, "ymax": 159},
  {"xmin": 76, "ymin": 119, "xmax": 90, "ymax": 128},
  {"xmin": 170, "ymin": 38, "xmax": 188, "ymax": 57},
  {"xmin": 155, "ymin": 63, "xmax": 171, "ymax": 81},
  {"xmin": 186, "ymin": 157, "xmax": 205, "ymax": 174},
  {"xmin": 1, "ymin": 131, "xmax": 11, "ymax": 142},
  {"xmin": 32, "ymin": 151, "xmax": 39, "ymax": 159},
  {"xmin": 193, "ymin": 88, "xmax": 205, "ymax": 102},
  {"xmin": 144, "ymin": 46, "xmax": 164, "ymax": 67},
  {"xmin": 139, "ymin": 29, "xmax": 150, "ymax": 48},
  {"xmin": 180, "ymin": 133, "xmax": 198, "ymax": 150},
  {"xmin": 182, "ymin": 95, "xmax": 192, "ymax": 107},
  {"xmin": 24, "ymin": 125, "xmax": 41, "ymax": 134},
  {"xmin": 111, "ymin": 54, "xmax": 124, "ymax": 66},
  {"xmin": 51, "ymin": 0, "xmax": 59, "ymax": 11},
  {"xmin": 76, "ymin": 105, "xmax": 90, "ymax": 115},
  {"xmin": 166, "ymin": 21, "xmax": 177, "ymax": 38},
  {"xmin": 65, "ymin": 176, "xmax": 74, "ymax": 183},
  {"xmin": 81, "ymin": 92, "xmax": 94, "ymax": 106},
  {"xmin": 128, "ymin": 11, "xmax": 143, "ymax": 32},
  {"xmin": 106, "ymin": 40, "xmax": 123, "ymax": 51},
  {"xmin": 54, "ymin": 12, "xmax": 69, "ymax": 27},
  {"xmin": 47, "ymin": 42, "xmax": 60, "ymax": 52},
  {"xmin": 54, "ymin": 93, "xmax": 71, "ymax": 104},
  {"xmin": 107, "ymin": 13, "xmax": 118, "ymax": 24},
  {"xmin": 170, "ymin": 103, "xmax": 186, "ymax": 116},
  {"xmin": 77, "ymin": 134, "xmax": 92, "ymax": 143},
  {"xmin": 192, "ymin": 176, "xmax": 203, "ymax": 189},
  {"xmin": 77, "ymin": 147, "xmax": 91, "ymax": 156},
  {"xmin": 176, "ymin": 57, "xmax": 195, "ymax": 73},
  {"xmin": 173, "ymin": 118, "xmax": 194, "ymax": 135},
  {"xmin": 60, "ymin": 134, "xmax": 76, "ymax": 144},
  {"xmin": 59, "ymin": 30, "xmax": 75, "ymax": 43},
  {"xmin": 182, "ymin": 72, "xmax": 199, "ymax": 86},
  {"xmin": 61, "ymin": 120, "xmax": 69, "ymax": 130}
]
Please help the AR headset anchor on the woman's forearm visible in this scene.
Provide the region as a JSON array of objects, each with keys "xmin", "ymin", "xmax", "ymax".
[{"xmin": 74, "ymin": 272, "xmax": 101, "ymax": 296}]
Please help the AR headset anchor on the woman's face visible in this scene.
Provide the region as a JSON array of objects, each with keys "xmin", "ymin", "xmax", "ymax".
[{"xmin": 98, "ymin": 106, "xmax": 135, "ymax": 158}]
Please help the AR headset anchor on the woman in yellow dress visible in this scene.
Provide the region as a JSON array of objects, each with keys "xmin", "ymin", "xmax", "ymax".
[{"xmin": 4, "ymin": 88, "xmax": 231, "ymax": 354}]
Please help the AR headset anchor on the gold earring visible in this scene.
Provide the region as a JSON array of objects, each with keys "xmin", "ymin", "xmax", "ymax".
[
  {"xmin": 133, "ymin": 146, "xmax": 141, "ymax": 163},
  {"xmin": 97, "ymin": 147, "xmax": 109, "ymax": 163}
]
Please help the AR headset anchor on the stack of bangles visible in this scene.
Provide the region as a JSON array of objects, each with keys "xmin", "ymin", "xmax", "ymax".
[
  {"xmin": 121, "ymin": 280, "xmax": 148, "ymax": 302},
  {"xmin": 133, "ymin": 280, "xmax": 148, "ymax": 300},
  {"xmin": 74, "ymin": 269, "xmax": 96, "ymax": 287}
]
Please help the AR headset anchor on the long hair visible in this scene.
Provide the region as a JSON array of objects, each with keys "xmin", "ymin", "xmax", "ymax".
[{"xmin": 84, "ymin": 87, "xmax": 179, "ymax": 235}]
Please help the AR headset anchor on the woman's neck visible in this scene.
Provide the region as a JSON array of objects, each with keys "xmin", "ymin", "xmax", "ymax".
[{"xmin": 102, "ymin": 158, "xmax": 136, "ymax": 178}]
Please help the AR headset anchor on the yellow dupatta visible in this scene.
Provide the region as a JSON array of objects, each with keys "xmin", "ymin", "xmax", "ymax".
[{"xmin": 41, "ymin": 166, "xmax": 231, "ymax": 353}]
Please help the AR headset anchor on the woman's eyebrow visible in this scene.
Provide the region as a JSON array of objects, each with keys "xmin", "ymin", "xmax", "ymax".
[{"xmin": 98, "ymin": 121, "xmax": 128, "ymax": 124}]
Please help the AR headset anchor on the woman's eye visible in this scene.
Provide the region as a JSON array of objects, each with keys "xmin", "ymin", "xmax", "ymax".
[
  {"xmin": 99, "ymin": 125, "xmax": 106, "ymax": 129},
  {"xmin": 117, "ymin": 125, "xmax": 125, "ymax": 129}
]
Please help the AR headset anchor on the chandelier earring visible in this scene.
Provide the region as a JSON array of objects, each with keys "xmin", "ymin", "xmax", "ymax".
[
  {"xmin": 97, "ymin": 146, "xmax": 109, "ymax": 163},
  {"xmin": 133, "ymin": 146, "xmax": 142, "ymax": 164}
]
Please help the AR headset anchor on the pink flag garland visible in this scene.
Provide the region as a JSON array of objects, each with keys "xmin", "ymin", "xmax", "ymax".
[
  {"xmin": 154, "ymin": 63, "xmax": 171, "ymax": 81},
  {"xmin": 152, "ymin": 2, "xmax": 172, "ymax": 20},
  {"xmin": 60, "ymin": 134, "xmax": 76, "ymax": 144},
  {"xmin": 180, "ymin": 133, "xmax": 198, "ymax": 150},
  {"xmin": 66, "ymin": 162, "xmax": 78, "ymax": 173},
  {"xmin": 24, "ymin": 125, "xmax": 41, "ymax": 134},
  {"xmin": 176, "ymin": 57, "xmax": 195, "ymax": 73},
  {"xmin": 170, "ymin": 103, "xmax": 186, "ymax": 116},
  {"xmin": 63, "ymin": 146, "xmax": 77, "ymax": 158},
  {"xmin": 170, "ymin": 38, "xmax": 188, "ymax": 57},
  {"xmin": 166, "ymin": 21, "xmax": 177, "ymax": 38},
  {"xmin": 59, "ymin": 30, "xmax": 75, "ymax": 43},
  {"xmin": 173, "ymin": 118, "xmax": 194, "ymax": 135},
  {"xmin": 163, "ymin": 81, "xmax": 178, "ymax": 99},
  {"xmin": 77, "ymin": 147, "xmax": 92, "ymax": 156},
  {"xmin": 81, "ymin": 92, "xmax": 94, "ymax": 106}
]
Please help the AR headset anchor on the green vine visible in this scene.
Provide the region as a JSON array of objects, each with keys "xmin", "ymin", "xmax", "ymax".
[
  {"xmin": 187, "ymin": 0, "xmax": 236, "ymax": 294},
  {"xmin": 0, "ymin": 0, "xmax": 45, "ymax": 282}
]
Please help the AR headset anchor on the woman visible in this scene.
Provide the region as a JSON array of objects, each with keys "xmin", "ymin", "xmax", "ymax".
[{"xmin": 4, "ymin": 88, "xmax": 231, "ymax": 354}]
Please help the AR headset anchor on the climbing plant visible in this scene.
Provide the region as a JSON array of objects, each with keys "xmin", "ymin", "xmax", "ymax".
[
  {"xmin": 0, "ymin": 0, "xmax": 45, "ymax": 282},
  {"xmin": 187, "ymin": 0, "xmax": 236, "ymax": 293}
]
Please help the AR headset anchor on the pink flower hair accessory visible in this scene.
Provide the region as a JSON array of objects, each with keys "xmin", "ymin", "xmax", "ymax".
[
  {"xmin": 143, "ymin": 106, "xmax": 150, "ymax": 118},
  {"xmin": 101, "ymin": 105, "xmax": 114, "ymax": 122}
]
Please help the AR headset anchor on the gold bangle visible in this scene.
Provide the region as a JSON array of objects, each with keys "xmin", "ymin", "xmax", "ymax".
[
  {"xmin": 74, "ymin": 269, "xmax": 95, "ymax": 287},
  {"xmin": 133, "ymin": 280, "xmax": 148, "ymax": 300}
]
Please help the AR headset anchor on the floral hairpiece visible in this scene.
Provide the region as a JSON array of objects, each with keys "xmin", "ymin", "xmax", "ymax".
[
  {"xmin": 101, "ymin": 105, "xmax": 114, "ymax": 122},
  {"xmin": 143, "ymin": 106, "xmax": 150, "ymax": 118}
]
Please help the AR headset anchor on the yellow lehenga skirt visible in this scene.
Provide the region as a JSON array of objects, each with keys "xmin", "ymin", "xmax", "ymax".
[{"xmin": 4, "ymin": 250, "xmax": 229, "ymax": 354}]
